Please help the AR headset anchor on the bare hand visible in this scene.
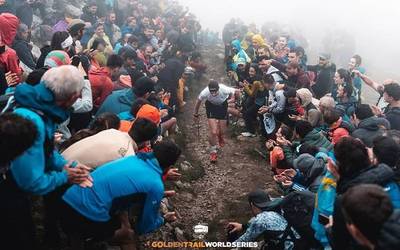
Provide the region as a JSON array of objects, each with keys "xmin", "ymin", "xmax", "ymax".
[
  {"xmin": 352, "ymin": 69, "xmax": 361, "ymax": 77},
  {"xmin": 258, "ymin": 106, "xmax": 269, "ymax": 114},
  {"xmin": 164, "ymin": 212, "xmax": 177, "ymax": 222},
  {"xmin": 54, "ymin": 132, "xmax": 63, "ymax": 144},
  {"xmin": 164, "ymin": 190, "xmax": 176, "ymax": 197},
  {"xmin": 5, "ymin": 71, "xmax": 19, "ymax": 86},
  {"xmin": 370, "ymin": 105, "xmax": 383, "ymax": 116},
  {"xmin": 165, "ymin": 168, "xmax": 182, "ymax": 181},
  {"xmin": 226, "ymin": 222, "xmax": 243, "ymax": 233},
  {"xmin": 282, "ymin": 168, "xmax": 297, "ymax": 179},
  {"xmin": 275, "ymin": 83, "xmax": 285, "ymax": 90},
  {"xmin": 276, "ymin": 137, "xmax": 291, "ymax": 146}
]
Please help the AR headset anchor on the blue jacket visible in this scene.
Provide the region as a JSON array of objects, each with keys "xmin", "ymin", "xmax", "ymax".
[
  {"xmin": 63, "ymin": 153, "xmax": 165, "ymax": 234},
  {"xmin": 11, "ymin": 83, "xmax": 69, "ymax": 195},
  {"xmin": 96, "ymin": 89, "xmax": 136, "ymax": 117}
]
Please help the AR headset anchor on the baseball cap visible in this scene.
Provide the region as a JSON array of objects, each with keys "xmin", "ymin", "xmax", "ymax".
[{"xmin": 248, "ymin": 189, "xmax": 281, "ymax": 209}]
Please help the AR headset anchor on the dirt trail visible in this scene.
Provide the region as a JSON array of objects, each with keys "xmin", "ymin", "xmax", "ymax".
[{"xmin": 142, "ymin": 44, "xmax": 279, "ymax": 248}]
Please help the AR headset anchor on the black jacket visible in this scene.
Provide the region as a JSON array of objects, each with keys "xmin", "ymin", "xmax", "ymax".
[
  {"xmin": 36, "ymin": 45, "xmax": 51, "ymax": 69},
  {"xmin": 308, "ymin": 63, "xmax": 336, "ymax": 99},
  {"xmin": 384, "ymin": 106, "xmax": 400, "ymax": 131},
  {"xmin": 332, "ymin": 164, "xmax": 398, "ymax": 250},
  {"xmin": 12, "ymin": 37, "xmax": 36, "ymax": 70},
  {"xmin": 352, "ymin": 116, "xmax": 390, "ymax": 147},
  {"xmin": 376, "ymin": 210, "xmax": 400, "ymax": 250}
]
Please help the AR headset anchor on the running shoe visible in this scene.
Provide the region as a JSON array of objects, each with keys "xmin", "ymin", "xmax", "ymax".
[{"xmin": 210, "ymin": 152, "xmax": 218, "ymax": 163}]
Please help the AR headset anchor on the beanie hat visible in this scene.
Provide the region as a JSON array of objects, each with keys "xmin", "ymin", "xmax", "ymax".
[
  {"xmin": 296, "ymin": 88, "xmax": 313, "ymax": 107},
  {"xmin": 293, "ymin": 153, "xmax": 315, "ymax": 175},
  {"xmin": 44, "ymin": 50, "xmax": 71, "ymax": 68},
  {"xmin": 136, "ymin": 104, "xmax": 161, "ymax": 125},
  {"xmin": 0, "ymin": 13, "xmax": 19, "ymax": 46}
]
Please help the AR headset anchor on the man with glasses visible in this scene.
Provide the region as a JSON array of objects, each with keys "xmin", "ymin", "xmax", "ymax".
[{"xmin": 193, "ymin": 80, "xmax": 236, "ymax": 163}]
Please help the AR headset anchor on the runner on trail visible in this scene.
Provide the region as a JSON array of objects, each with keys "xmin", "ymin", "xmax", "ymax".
[{"xmin": 193, "ymin": 80, "xmax": 236, "ymax": 163}]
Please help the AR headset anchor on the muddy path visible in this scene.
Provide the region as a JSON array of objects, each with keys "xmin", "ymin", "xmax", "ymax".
[{"xmin": 141, "ymin": 44, "xmax": 279, "ymax": 248}]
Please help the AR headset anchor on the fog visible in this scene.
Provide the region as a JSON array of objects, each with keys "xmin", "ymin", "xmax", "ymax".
[{"xmin": 178, "ymin": 0, "xmax": 400, "ymax": 80}]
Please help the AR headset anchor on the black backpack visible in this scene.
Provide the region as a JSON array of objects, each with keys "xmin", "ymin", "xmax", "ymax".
[{"xmin": 265, "ymin": 190, "xmax": 321, "ymax": 250}]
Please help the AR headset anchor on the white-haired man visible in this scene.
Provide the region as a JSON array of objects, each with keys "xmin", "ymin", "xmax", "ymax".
[{"xmin": 0, "ymin": 65, "xmax": 91, "ymax": 250}]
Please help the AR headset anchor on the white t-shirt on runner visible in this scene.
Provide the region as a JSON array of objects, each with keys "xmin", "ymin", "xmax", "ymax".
[{"xmin": 198, "ymin": 84, "xmax": 236, "ymax": 105}]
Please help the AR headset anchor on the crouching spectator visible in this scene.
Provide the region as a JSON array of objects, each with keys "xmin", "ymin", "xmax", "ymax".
[
  {"xmin": 60, "ymin": 140, "xmax": 181, "ymax": 249},
  {"xmin": 342, "ymin": 184, "xmax": 400, "ymax": 250}
]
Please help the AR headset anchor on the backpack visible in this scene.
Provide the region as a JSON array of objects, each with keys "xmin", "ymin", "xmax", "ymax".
[{"xmin": 267, "ymin": 190, "xmax": 321, "ymax": 250}]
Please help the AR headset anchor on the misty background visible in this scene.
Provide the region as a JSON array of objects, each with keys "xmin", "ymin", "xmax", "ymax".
[{"xmin": 178, "ymin": 0, "xmax": 400, "ymax": 83}]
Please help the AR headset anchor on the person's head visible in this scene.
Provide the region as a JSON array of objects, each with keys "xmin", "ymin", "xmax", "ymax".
[
  {"xmin": 294, "ymin": 120, "xmax": 313, "ymax": 139},
  {"xmin": 94, "ymin": 22, "xmax": 105, "ymax": 37},
  {"xmin": 372, "ymin": 136, "xmax": 400, "ymax": 168},
  {"xmin": 51, "ymin": 31, "xmax": 72, "ymax": 51},
  {"xmin": 286, "ymin": 62, "xmax": 299, "ymax": 77},
  {"xmin": 0, "ymin": 113, "xmax": 38, "ymax": 165},
  {"xmin": 208, "ymin": 80, "xmax": 220, "ymax": 97},
  {"xmin": 182, "ymin": 66, "xmax": 195, "ymax": 80},
  {"xmin": 319, "ymin": 96, "xmax": 336, "ymax": 114},
  {"xmin": 121, "ymin": 47, "xmax": 137, "ymax": 68},
  {"xmin": 108, "ymin": 12, "xmax": 116, "ymax": 24},
  {"xmin": 128, "ymin": 35, "xmax": 139, "ymax": 48},
  {"xmin": 258, "ymin": 56, "xmax": 270, "ymax": 72},
  {"xmin": 91, "ymin": 37, "xmax": 106, "ymax": 52},
  {"xmin": 41, "ymin": 65, "xmax": 84, "ymax": 109},
  {"xmin": 323, "ymin": 108, "xmax": 341, "ymax": 126},
  {"xmin": 126, "ymin": 16, "xmax": 137, "ymax": 28},
  {"xmin": 153, "ymin": 140, "xmax": 181, "ymax": 172},
  {"xmin": 334, "ymin": 137, "xmax": 371, "ymax": 179},
  {"xmin": 128, "ymin": 117, "xmax": 158, "ymax": 145},
  {"xmin": 276, "ymin": 124, "xmax": 293, "ymax": 141},
  {"xmin": 248, "ymin": 63, "xmax": 259, "ymax": 78},
  {"xmin": 342, "ymin": 184, "xmax": 393, "ymax": 249},
  {"xmin": 89, "ymin": 112, "xmax": 120, "ymax": 132},
  {"xmin": 106, "ymin": 54, "xmax": 123, "ymax": 76},
  {"xmin": 284, "ymin": 87, "xmax": 298, "ymax": 104},
  {"xmin": 87, "ymin": 1, "xmax": 98, "ymax": 14},
  {"xmin": 256, "ymin": 47, "xmax": 268, "ymax": 58},
  {"xmin": 155, "ymin": 29, "xmax": 164, "ymax": 40},
  {"xmin": 248, "ymin": 189, "xmax": 274, "ymax": 215},
  {"xmin": 130, "ymin": 98, "xmax": 151, "ymax": 117},
  {"xmin": 277, "ymin": 36, "xmax": 287, "ymax": 48},
  {"xmin": 0, "ymin": 13, "xmax": 19, "ymax": 47},
  {"xmin": 17, "ymin": 23, "xmax": 29, "ymax": 41},
  {"xmin": 144, "ymin": 27, "xmax": 155, "ymax": 39},
  {"xmin": 26, "ymin": 67, "xmax": 48, "ymax": 85},
  {"xmin": 143, "ymin": 44, "xmax": 153, "ymax": 57},
  {"xmin": 294, "ymin": 46, "xmax": 305, "ymax": 58},
  {"xmin": 296, "ymin": 88, "xmax": 313, "ymax": 107},
  {"xmin": 68, "ymin": 19, "xmax": 85, "ymax": 40},
  {"xmin": 44, "ymin": 50, "xmax": 71, "ymax": 68},
  {"xmin": 349, "ymin": 54, "xmax": 362, "ymax": 71},
  {"xmin": 261, "ymin": 73, "xmax": 275, "ymax": 90},
  {"xmin": 142, "ymin": 16, "xmax": 151, "ymax": 27},
  {"xmin": 318, "ymin": 53, "xmax": 331, "ymax": 66},
  {"xmin": 383, "ymin": 83, "xmax": 400, "ymax": 104},
  {"xmin": 288, "ymin": 49, "xmax": 300, "ymax": 64},
  {"xmin": 298, "ymin": 143, "xmax": 320, "ymax": 156},
  {"xmin": 236, "ymin": 58, "xmax": 246, "ymax": 72},
  {"xmin": 133, "ymin": 76, "xmax": 155, "ymax": 98},
  {"xmin": 334, "ymin": 68, "xmax": 352, "ymax": 85},
  {"xmin": 353, "ymin": 104, "xmax": 374, "ymax": 125}
]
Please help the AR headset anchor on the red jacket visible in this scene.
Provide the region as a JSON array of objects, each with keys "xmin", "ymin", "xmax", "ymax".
[
  {"xmin": 0, "ymin": 48, "xmax": 22, "ymax": 83},
  {"xmin": 88, "ymin": 67, "xmax": 114, "ymax": 107}
]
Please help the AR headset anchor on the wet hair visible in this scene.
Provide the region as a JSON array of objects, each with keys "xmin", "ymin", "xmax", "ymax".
[
  {"xmin": 51, "ymin": 31, "xmax": 70, "ymax": 50},
  {"xmin": 153, "ymin": 140, "xmax": 181, "ymax": 170},
  {"xmin": 373, "ymin": 136, "xmax": 400, "ymax": 168},
  {"xmin": 337, "ymin": 68, "xmax": 352, "ymax": 84},
  {"xmin": 106, "ymin": 54, "xmax": 123, "ymax": 69},
  {"xmin": 298, "ymin": 143, "xmax": 320, "ymax": 156},
  {"xmin": 91, "ymin": 37, "xmax": 106, "ymax": 50},
  {"xmin": 59, "ymin": 113, "xmax": 120, "ymax": 152},
  {"xmin": 130, "ymin": 98, "xmax": 151, "ymax": 117},
  {"xmin": 26, "ymin": 67, "xmax": 49, "ymax": 86},
  {"xmin": 0, "ymin": 113, "xmax": 38, "ymax": 165},
  {"xmin": 342, "ymin": 184, "xmax": 393, "ymax": 245},
  {"xmin": 334, "ymin": 137, "xmax": 371, "ymax": 178},
  {"xmin": 128, "ymin": 117, "xmax": 158, "ymax": 143},
  {"xmin": 323, "ymin": 109, "xmax": 341, "ymax": 125},
  {"xmin": 208, "ymin": 80, "xmax": 219, "ymax": 91},
  {"xmin": 384, "ymin": 83, "xmax": 400, "ymax": 101},
  {"xmin": 355, "ymin": 104, "xmax": 374, "ymax": 120},
  {"xmin": 352, "ymin": 54, "xmax": 362, "ymax": 66},
  {"xmin": 133, "ymin": 76, "xmax": 155, "ymax": 97},
  {"xmin": 262, "ymin": 73, "xmax": 275, "ymax": 84},
  {"xmin": 294, "ymin": 120, "xmax": 313, "ymax": 139},
  {"xmin": 280, "ymin": 124, "xmax": 293, "ymax": 140}
]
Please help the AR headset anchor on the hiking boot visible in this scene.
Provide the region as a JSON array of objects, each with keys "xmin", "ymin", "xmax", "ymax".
[
  {"xmin": 241, "ymin": 132, "xmax": 256, "ymax": 137},
  {"xmin": 218, "ymin": 134, "xmax": 225, "ymax": 147},
  {"xmin": 210, "ymin": 152, "xmax": 218, "ymax": 163}
]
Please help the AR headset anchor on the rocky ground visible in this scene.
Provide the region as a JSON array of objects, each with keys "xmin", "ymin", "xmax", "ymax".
[{"xmin": 140, "ymin": 44, "xmax": 280, "ymax": 249}]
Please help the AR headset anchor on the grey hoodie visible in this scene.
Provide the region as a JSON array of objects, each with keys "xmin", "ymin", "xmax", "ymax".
[{"xmin": 294, "ymin": 153, "xmax": 327, "ymax": 193}]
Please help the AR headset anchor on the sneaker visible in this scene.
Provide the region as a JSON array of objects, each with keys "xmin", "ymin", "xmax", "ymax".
[
  {"xmin": 210, "ymin": 152, "xmax": 218, "ymax": 163},
  {"xmin": 241, "ymin": 132, "xmax": 256, "ymax": 137},
  {"xmin": 218, "ymin": 134, "xmax": 225, "ymax": 147}
]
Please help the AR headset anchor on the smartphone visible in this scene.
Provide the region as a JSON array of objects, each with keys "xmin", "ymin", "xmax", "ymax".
[{"xmin": 318, "ymin": 214, "xmax": 330, "ymax": 226}]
